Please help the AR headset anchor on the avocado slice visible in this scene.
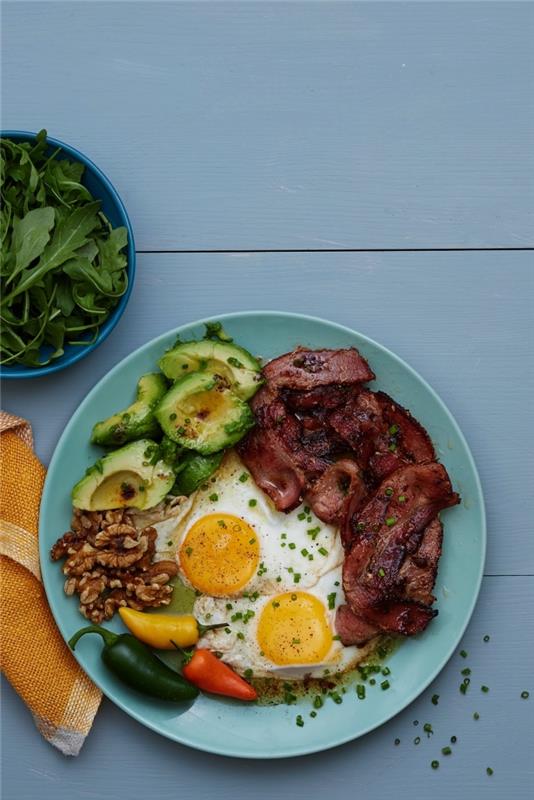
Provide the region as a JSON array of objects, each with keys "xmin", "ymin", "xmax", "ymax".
[
  {"xmin": 171, "ymin": 450, "xmax": 224, "ymax": 495},
  {"xmin": 155, "ymin": 371, "xmax": 255, "ymax": 454},
  {"xmin": 72, "ymin": 440, "xmax": 175, "ymax": 511},
  {"xmin": 158, "ymin": 340, "xmax": 263, "ymax": 400},
  {"xmin": 91, "ymin": 373, "xmax": 168, "ymax": 447}
]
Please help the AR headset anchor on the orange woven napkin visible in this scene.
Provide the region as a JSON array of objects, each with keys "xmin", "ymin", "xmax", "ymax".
[{"xmin": 0, "ymin": 410, "xmax": 101, "ymax": 755}]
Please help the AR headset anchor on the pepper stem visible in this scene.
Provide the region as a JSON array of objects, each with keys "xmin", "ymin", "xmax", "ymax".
[
  {"xmin": 197, "ymin": 621, "xmax": 228, "ymax": 636},
  {"xmin": 170, "ymin": 639, "xmax": 194, "ymax": 664},
  {"xmin": 68, "ymin": 624, "xmax": 118, "ymax": 651}
]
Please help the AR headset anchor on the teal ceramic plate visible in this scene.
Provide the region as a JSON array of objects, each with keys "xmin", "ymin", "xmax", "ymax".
[{"xmin": 39, "ymin": 312, "xmax": 485, "ymax": 758}]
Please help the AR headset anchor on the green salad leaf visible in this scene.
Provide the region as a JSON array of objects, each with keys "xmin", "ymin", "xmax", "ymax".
[{"xmin": 0, "ymin": 130, "xmax": 129, "ymax": 367}]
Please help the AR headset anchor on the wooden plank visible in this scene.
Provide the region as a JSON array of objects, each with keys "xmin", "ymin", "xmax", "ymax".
[
  {"xmin": 3, "ymin": 249, "xmax": 532, "ymax": 576},
  {"xmin": 2, "ymin": 575, "xmax": 532, "ymax": 798},
  {"xmin": 2, "ymin": 1, "xmax": 533, "ymax": 250}
]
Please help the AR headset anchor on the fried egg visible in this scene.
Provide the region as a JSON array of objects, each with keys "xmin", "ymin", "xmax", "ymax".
[
  {"xmin": 155, "ymin": 450, "xmax": 343, "ymax": 598},
  {"xmin": 194, "ymin": 567, "xmax": 372, "ymax": 679}
]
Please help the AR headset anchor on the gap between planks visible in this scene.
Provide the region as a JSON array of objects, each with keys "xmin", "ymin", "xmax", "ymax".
[{"xmin": 136, "ymin": 247, "xmax": 534, "ymax": 255}]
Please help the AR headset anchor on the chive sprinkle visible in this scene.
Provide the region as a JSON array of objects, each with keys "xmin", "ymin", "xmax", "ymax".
[
  {"xmin": 431, "ymin": 694, "xmax": 439, "ymax": 705},
  {"xmin": 473, "ymin": 712, "xmax": 480, "ymax": 720},
  {"xmin": 385, "ymin": 516, "xmax": 396, "ymax": 527},
  {"xmin": 318, "ymin": 546, "xmax": 328, "ymax": 556},
  {"xmin": 296, "ymin": 715, "xmax": 304, "ymax": 727},
  {"xmin": 442, "ymin": 746, "xmax": 452, "ymax": 756},
  {"xmin": 481, "ymin": 685, "xmax": 489, "ymax": 693},
  {"xmin": 451, "ymin": 736, "xmax": 457, "ymax": 743},
  {"xmin": 385, "ymin": 487, "xmax": 394, "ymax": 497},
  {"xmin": 521, "ymin": 691, "xmax": 529, "ymax": 699},
  {"xmin": 248, "ymin": 498, "xmax": 257, "ymax": 507},
  {"xmin": 310, "ymin": 711, "xmax": 317, "ymax": 718},
  {"xmin": 423, "ymin": 723, "xmax": 433, "ymax": 736},
  {"xmin": 483, "ymin": 634, "xmax": 490, "ymax": 642},
  {"xmin": 381, "ymin": 680, "xmax": 390, "ymax": 690},
  {"xmin": 431, "ymin": 760, "xmax": 439, "ymax": 770},
  {"xmin": 461, "ymin": 667, "xmax": 471, "ymax": 676},
  {"xmin": 460, "ymin": 649, "xmax": 468, "ymax": 658},
  {"xmin": 356, "ymin": 684, "xmax": 366, "ymax": 700},
  {"xmin": 486, "ymin": 767, "xmax": 494, "ymax": 776},
  {"xmin": 209, "ymin": 492, "xmax": 218, "ymax": 501}
]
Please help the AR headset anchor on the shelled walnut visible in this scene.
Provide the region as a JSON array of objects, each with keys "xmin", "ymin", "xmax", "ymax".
[{"xmin": 51, "ymin": 508, "xmax": 178, "ymax": 623}]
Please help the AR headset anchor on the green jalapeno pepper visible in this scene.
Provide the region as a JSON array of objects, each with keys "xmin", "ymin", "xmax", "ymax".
[{"xmin": 68, "ymin": 624, "xmax": 198, "ymax": 702}]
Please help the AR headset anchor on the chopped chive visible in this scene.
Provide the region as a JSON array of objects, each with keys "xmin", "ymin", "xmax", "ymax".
[
  {"xmin": 382, "ymin": 667, "xmax": 391, "ymax": 676},
  {"xmin": 473, "ymin": 712, "xmax": 480, "ymax": 720},
  {"xmin": 313, "ymin": 695, "xmax": 324, "ymax": 709},
  {"xmin": 297, "ymin": 512, "xmax": 306, "ymax": 520},
  {"xmin": 249, "ymin": 538, "xmax": 256, "ymax": 545},
  {"xmin": 461, "ymin": 667, "xmax": 471, "ymax": 676},
  {"xmin": 239, "ymin": 472, "xmax": 249, "ymax": 482},
  {"xmin": 398, "ymin": 494, "xmax": 406, "ymax": 503},
  {"xmin": 481, "ymin": 685, "xmax": 489, "ymax": 693},
  {"xmin": 389, "ymin": 424, "xmax": 399, "ymax": 435},
  {"xmin": 521, "ymin": 691, "xmax": 529, "ymax": 699},
  {"xmin": 310, "ymin": 710, "xmax": 317, "ymax": 718},
  {"xmin": 329, "ymin": 691, "xmax": 343, "ymax": 704},
  {"xmin": 388, "ymin": 443, "xmax": 397, "ymax": 452},
  {"xmin": 307, "ymin": 526, "xmax": 321, "ymax": 539},
  {"xmin": 301, "ymin": 548, "xmax": 308, "ymax": 556},
  {"xmin": 385, "ymin": 517, "xmax": 396, "ymax": 527},
  {"xmin": 236, "ymin": 632, "xmax": 245, "ymax": 640},
  {"xmin": 369, "ymin": 678, "xmax": 376, "ymax": 686},
  {"xmin": 296, "ymin": 715, "xmax": 304, "ymax": 727},
  {"xmin": 483, "ymin": 634, "xmax": 490, "ymax": 642},
  {"xmin": 381, "ymin": 680, "xmax": 390, "ymax": 690},
  {"xmin": 486, "ymin": 767, "xmax": 494, "ymax": 776},
  {"xmin": 281, "ymin": 533, "xmax": 287, "ymax": 539},
  {"xmin": 441, "ymin": 746, "xmax": 452, "ymax": 756},
  {"xmin": 460, "ymin": 649, "xmax": 468, "ymax": 658},
  {"xmin": 288, "ymin": 542, "xmax": 296, "ymax": 550},
  {"xmin": 209, "ymin": 492, "xmax": 218, "ymax": 501},
  {"xmin": 450, "ymin": 736, "xmax": 457, "ymax": 744},
  {"xmin": 378, "ymin": 567, "xmax": 385, "ymax": 577},
  {"xmin": 356, "ymin": 684, "xmax": 366, "ymax": 700},
  {"xmin": 423, "ymin": 723, "xmax": 433, "ymax": 736},
  {"xmin": 293, "ymin": 573, "xmax": 301, "ymax": 583},
  {"xmin": 318, "ymin": 546, "xmax": 328, "ymax": 556},
  {"xmin": 431, "ymin": 694, "xmax": 439, "ymax": 705},
  {"xmin": 244, "ymin": 668, "xmax": 253, "ymax": 679},
  {"xmin": 385, "ymin": 487, "xmax": 394, "ymax": 497},
  {"xmin": 225, "ymin": 603, "xmax": 233, "ymax": 610},
  {"xmin": 248, "ymin": 498, "xmax": 257, "ymax": 507},
  {"xmin": 431, "ymin": 760, "xmax": 439, "ymax": 770},
  {"xmin": 328, "ymin": 592, "xmax": 336, "ymax": 610}
]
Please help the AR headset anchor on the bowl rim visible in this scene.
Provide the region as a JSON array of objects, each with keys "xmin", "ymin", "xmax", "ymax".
[
  {"xmin": 39, "ymin": 310, "xmax": 487, "ymax": 759},
  {"xmin": 0, "ymin": 129, "xmax": 136, "ymax": 379}
]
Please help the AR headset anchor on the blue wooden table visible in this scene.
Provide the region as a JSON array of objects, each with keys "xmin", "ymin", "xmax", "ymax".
[{"xmin": 2, "ymin": 2, "xmax": 533, "ymax": 798}]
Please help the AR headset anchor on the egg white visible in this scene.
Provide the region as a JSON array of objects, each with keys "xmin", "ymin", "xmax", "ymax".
[
  {"xmin": 153, "ymin": 450, "xmax": 343, "ymax": 597},
  {"xmin": 195, "ymin": 567, "xmax": 373, "ymax": 679}
]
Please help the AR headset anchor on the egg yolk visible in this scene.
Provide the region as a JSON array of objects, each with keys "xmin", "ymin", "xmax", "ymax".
[
  {"xmin": 180, "ymin": 513, "xmax": 260, "ymax": 596},
  {"xmin": 257, "ymin": 592, "xmax": 333, "ymax": 665}
]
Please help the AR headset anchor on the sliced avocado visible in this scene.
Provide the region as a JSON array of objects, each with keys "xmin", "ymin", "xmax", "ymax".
[
  {"xmin": 72, "ymin": 439, "xmax": 175, "ymax": 511},
  {"xmin": 158, "ymin": 340, "xmax": 263, "ymax": 400},
  {"xmin": 91, "ymin": 373, "xmax": 168, "ymax": 447},
  {"xmin": 171, "ymin": 450, "xmax": 224, "ymax": 495},
  {"xmin": 155, "ymin": 371, "xmax": 255, "ymax": 454}
]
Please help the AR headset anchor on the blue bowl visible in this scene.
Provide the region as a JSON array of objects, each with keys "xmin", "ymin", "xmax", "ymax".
[{"xmin": 0, "ymin": 130, "xmax": 136, "ymax": 379}]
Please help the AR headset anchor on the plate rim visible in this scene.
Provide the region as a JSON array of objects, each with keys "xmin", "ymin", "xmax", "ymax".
[{"xmin": 39, "ymin": 310, "xmax": 486, "ymax": 759}]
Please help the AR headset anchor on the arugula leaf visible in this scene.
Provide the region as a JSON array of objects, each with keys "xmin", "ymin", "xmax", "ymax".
[
  {"xmin": 2, "ymin": 201, "xmax": 101, "ymax": 303},
  {"xmin": 10, "ymin": 206, "xmax": 55, "ymax": 280}
]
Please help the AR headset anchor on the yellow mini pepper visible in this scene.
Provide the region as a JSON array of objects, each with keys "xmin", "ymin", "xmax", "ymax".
[{"xmin": 118, "ymin": 607, "xmax": 226, "ymax": 650}]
